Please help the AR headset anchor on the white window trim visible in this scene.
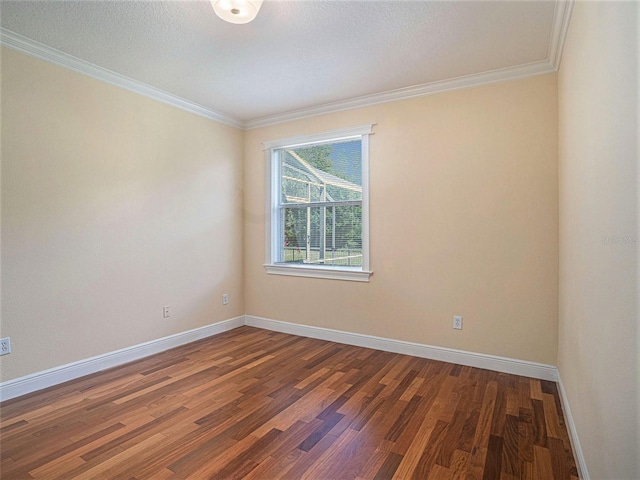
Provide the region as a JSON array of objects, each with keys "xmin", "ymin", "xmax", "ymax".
[{"xmin": 263, "ymin": 124, "xmax": 374, "ymax": 282}]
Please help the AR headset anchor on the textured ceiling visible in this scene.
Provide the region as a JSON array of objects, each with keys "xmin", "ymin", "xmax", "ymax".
[{"xmin": 0, "ymin": 0, "xmax": 559, "ymax": 125}]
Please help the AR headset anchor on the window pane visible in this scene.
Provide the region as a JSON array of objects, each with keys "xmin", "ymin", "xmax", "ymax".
[
  {"xmin": 279, "ymin": 140, "xmax": 362, "ymax": 204},
  {"xmin": 280, "ymin": 205, "xmax": 362, "ymax": 267}
]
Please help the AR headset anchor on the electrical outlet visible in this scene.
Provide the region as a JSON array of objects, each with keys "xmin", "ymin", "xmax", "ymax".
[
  {"xmin": 222, "ymin": 294, "xmax": 229, "ymax": 305},
  {"xmin": 453, "ymin": 315, "xmax": 463, "ymax": 330},
  {"xmin": 0, "ymin": 337, "xmax": 11, "ymax": 356},
  {"xmin": 163, "ymin": 305, "xmax": 170, "ymax": 318}
]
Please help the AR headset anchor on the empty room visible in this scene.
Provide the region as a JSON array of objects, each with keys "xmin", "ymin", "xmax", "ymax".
[{"xmin": 0, "ymin": 0, "xmax": 638, "ymax": 479}]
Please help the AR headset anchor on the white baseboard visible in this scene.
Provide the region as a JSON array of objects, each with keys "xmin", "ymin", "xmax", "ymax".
[
  {"xmin": 557, "ymin": 373, "xmax": 590, "ymax": 480},
  {"xmin": 0, "ymin": 316, "xmax": 244, "ymax": 402},
  {"xmin": 0, "ymin": 314, "xmax": 559, "ymax": 402},
  {"xmin": 2, "ymin": 312, "xmax": 584, "ymax": 473},
  {"xmin": 244, "ymin": 315, "xmax": 558, "ymax": 381}
]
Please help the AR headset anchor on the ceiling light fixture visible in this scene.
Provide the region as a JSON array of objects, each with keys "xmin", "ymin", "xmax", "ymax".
[{"xmin": 211, "ymin": 0, "xmax": 264, "ymax": 24}]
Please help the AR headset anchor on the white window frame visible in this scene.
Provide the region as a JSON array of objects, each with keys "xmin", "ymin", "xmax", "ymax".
[{"xmin": 263, "ymin": 124, "xmax": 374, "ymax": 282}]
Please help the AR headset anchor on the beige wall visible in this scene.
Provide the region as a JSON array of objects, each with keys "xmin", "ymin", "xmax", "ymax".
[
  {"xmin": 1, "ymin": 47, "xmax": 560, "ymax": 383},
  {"xmin": 244, "ymin": 74, "xmax": 559, "ymax": 365},
  {"xmin": 0, "ymin": 47, "xmax": 245, "ymax": 382},
  {"xmin": 558, "ymin": 2, "xmax": 639, "ymax": 479}
]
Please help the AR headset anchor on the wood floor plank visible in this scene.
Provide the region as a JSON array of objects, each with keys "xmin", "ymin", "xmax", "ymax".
[
  {"xmin": 482, "ymin": 434, "xmax": 504, "ymax": 480},
  {"xmin": 466, "ymin": 380, "xmax": 499, "ymax": 480},
  {"xmin": 519, "ymin": 406, "xmax": 535, "ymax": 463},
  {"xmin": 0, "ymin": 326, "xmax": 578, "ymax": 479},
  {"xmin": 449, "ymin": 449, "xmax": 470, "ymax": 480},
  {"xmin": 426, "ymin": 463, "xmax": 451, "ymax": 479},
  {"xmin": 392, "ymin": 370, "xmax": 449, "ymax": 455},
  {"xmin": 412, "ymin": 419, "xmax": 449, "ymax": 479},
  {"xmin": 530, "ymin": 379, "xmax": 544, "ymax": 401},
  {"xmin": 501, "ymin": 414, "xmax": 520, "ymax": 477},
  {"xmin": 391, "ymin": 376, "xmax": 456, "ymax": 479},
  {"xmin": 542, "ymin": 392, "xmax": 562, "ymax": 439},
  {"xmin": 533, "ymin": 444, "xmax": 554, "ymax": 480},
  {"xmin": 548, "ymin": 436, "xmax": 571, "ymax": 480},
  {"xmin": 531, "ymin": 398, "xmax": 549, "ymax": 447},
  {"xmin": 299, "ymin": 426, "xmax": 361, "ymax": 480},
  {"xmin": 371, "ymin": 450, "xmax": 403, "ymax": 480}
]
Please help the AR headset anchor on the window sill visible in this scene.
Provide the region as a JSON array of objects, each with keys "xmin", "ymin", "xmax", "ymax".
[{"xmin": 264, "ymin": 264, "xmax": 372, "ymax": 282}]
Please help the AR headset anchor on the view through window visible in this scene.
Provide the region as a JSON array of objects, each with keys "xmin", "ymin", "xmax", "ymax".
[{"xmin": 276, "ymin": 140, "xmax": 363, "ymax": 268}]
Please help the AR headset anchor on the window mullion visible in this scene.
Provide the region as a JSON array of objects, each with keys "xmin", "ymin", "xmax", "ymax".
[{"xmin": 281, "ymin": 200, "xmax": 361, "ymax": 209}]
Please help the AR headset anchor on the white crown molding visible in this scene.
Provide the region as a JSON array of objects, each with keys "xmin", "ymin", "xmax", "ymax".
[
  {"xmin": 1, "ymin": 0, "xmax": 573, "ymax": 132},
  {"xmin": 0, "ymin": 316, "xmax": 244, "ymax": 402},
  {"xmin": 245, "ymin": 315, "xmax": 559, "ymax": 381},
  {"xmin": 244, "ymin": 60, "xmax": 555, "ymax": 130},
  {"xmin": 246, "ymin": 0, "xmax": 575, "ymax": 130},
  {"xmin": 557, "ymin": 373, "xmax": 590, "ymax": 480},
  {"xmin": 0, "ymin": 28, "xmax": 244, "ymax": 129},
  {"xmin": 548, "ymin": 0, "xmax": 574, "ymax": 69}
]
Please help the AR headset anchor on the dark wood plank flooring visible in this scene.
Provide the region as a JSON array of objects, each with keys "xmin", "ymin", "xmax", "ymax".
[{"xmin": 0, "ymin": 326, "xmax": 578, "ymax": 479}]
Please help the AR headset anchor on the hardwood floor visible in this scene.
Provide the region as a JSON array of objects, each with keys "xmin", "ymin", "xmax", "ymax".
[{"xmin": 0, "ymin": 327, "xmax": 578, "ymax": 479}]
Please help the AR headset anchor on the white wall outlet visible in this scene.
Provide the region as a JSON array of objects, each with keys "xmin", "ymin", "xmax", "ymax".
[
  {"xmin": 222, "ymin": 294, "xmax": 229, "ymax": 305},
  {"xmin": 163, "ymin": 305, "xmax": 170, "ymax": 318},
  {"xmin": 453, "ymin": 315, "xmax": 463, "ymax": 330},
  {"xmin": 0, "ymin": 337, "xmax": 11, "ymax": 355}
]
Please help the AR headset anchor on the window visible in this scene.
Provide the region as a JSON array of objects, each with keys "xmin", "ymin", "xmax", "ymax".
[{"xmin": 263, "ymin": 125, "xmax": 373, "ymax": 281}]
